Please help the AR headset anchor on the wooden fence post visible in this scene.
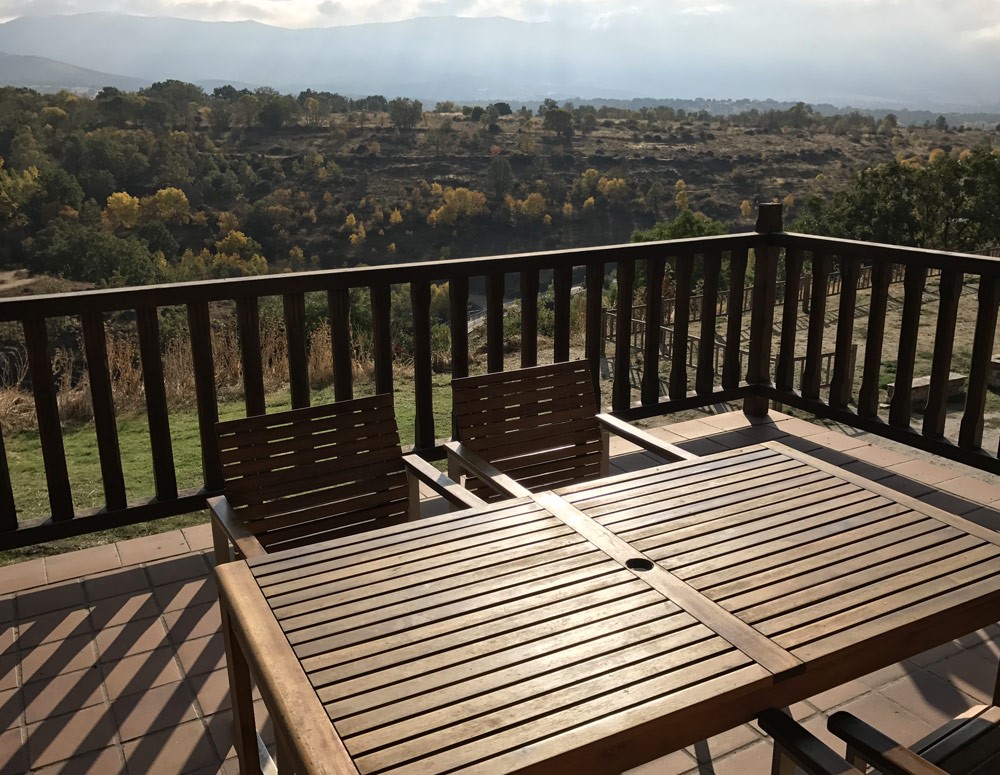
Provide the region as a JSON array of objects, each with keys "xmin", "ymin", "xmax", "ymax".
[{"xmin": 743, "ymin": 203, "xmax": 782, "ymax": 417}]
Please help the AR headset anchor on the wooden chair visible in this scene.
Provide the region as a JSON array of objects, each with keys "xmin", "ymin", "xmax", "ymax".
[
  {"xmin": 759, "ymin": 705, "xmax": 1000, "ymax": 774},
  {"xmin": 446, "ymin": 360, "xmax": 696, "ymax": 500},
  {"xmin": 208, "ymin": 392, "xmax": 485, "ymax": 563}
]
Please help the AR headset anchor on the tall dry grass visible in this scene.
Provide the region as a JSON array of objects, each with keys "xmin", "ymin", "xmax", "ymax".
[{"xmin": 0, "ymin": 318, "xmax": 393, "ymax": 433}]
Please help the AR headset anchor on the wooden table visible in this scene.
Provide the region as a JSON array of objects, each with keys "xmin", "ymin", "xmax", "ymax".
[{"xmin": 216, "ymin": 442, "xmax": 1000, "ymax": 775}]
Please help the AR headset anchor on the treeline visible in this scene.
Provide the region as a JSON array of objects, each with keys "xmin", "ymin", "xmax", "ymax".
[
  {"xmin": 793, "ymin": 148, "xmax": 1000, "ymax": 251},
  {"xmin": 0, "ymin": 82, "xmax": 704, "ymax": 289}
]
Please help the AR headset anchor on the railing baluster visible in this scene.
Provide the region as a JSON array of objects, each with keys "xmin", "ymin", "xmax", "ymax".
[
  {"xmin": 829, "ymin": 256, "xmax": 859, "ymax": 409},
  {"xmin": 670, "ymin": 255, "xmax": 692, "ymax": 400},
  {"xmin": 922, "ymin": 270, "xmax": 963, "ymax": 438},
  {"xmin": 696, "ymin": 251, "xmax": 721, "ymax": 395},
  {"xmin": 187, "ymin": 301, "xmax": 223, "ymax": 491},
  {"xmin": 520, "ymin": 270, "xmax": 538, "ymax": 368},
  {"xmin": 774, "ymin": 248, "xmax": 803, "ymax": 392},
  {"xmin": 0, "ymin": 427, "xmax": 16, "ymax": 530},
  {"xmin": 236, "ymin": 297, "xmax": 266, "ymax": 416},
  {"xmin": 23, "ymin": 317, "xmax": 74, "ymax": 520},
  {"xmin": 328, "ymin": 288, "xmax": 353, "ymax": 401},
  {"xmin": 82, "ymin": 311, "xmax": 126, "ymax": 510},
  {"xmin": 888, "ymin": 265, "xmax": 928, "ymax": 428},
  {"xmin": 370, "ymin": 283, "xmax": 393, "ymax": 396},
  {"xmin": 642, "ymin": 256, "xmax": 665, "ymax": 404},
  {"xmin": 136, "ymin": 306, "xmax": 177, "ymax": 501},
  {"xmin": 801, "ymin": 253, "xmax": 831, "ymax": 400},
  {"xmin": 585, "ymin": 262, "xmax": 604, "ymax": 401},
  {"xmin": 410, "ymin": 280, "xmax": 434, "ymax": 449},
  {"xmin": 612, "ymin": 259, "xmax": 635, "ymax": 411},
  {"xmin": 448, "ymin": 278, "xmax": 469, "ymax": 380},
  {"xmin": 960, "ymin": 275, "xmax": 999, "ymax": 449},
  {"xmin": 282, "ymin": 292, "xmax": 310, "ymax": 409},
  {"xmin": 486, "ymin": 272, "xmax": 504, "ymax": 373},
  {"xmin": 857, "ymin": 261, "xmax": 891, "ymax": 418},
  {"xmin": 553, "ymin": 265, "xmax": 571, "ymax": 363},
  {"xmin": 722, "ymin": 247, "xmax": 749, "ymax": 390}
]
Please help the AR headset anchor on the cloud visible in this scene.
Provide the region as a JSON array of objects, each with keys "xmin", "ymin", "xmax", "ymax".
[{"xmin": 316, "ymin": 0, "xmax": 342, "ymax": 16}]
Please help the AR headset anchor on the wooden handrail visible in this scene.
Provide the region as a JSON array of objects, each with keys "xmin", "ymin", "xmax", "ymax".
[{"xmin": 4, "ymin": 204, "xmax": 1000, "ymax": 546}]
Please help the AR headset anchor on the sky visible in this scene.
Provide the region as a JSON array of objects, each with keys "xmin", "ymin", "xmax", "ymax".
[
  {"xmin": 1, "ymin": 0, "xmax": 999, "ymax": 107},
  {"xmin": 0, "ymin": 0, "xmax": 998, "ymax": 37}
]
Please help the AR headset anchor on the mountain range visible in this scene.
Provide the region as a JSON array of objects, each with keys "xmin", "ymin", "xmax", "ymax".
[{"xmin": 0, "ymin": 13, "xmax": 998, "ymax": 112}]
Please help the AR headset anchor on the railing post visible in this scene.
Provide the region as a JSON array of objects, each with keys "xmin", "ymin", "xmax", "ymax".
[{"xmin": 743, "ymin": 203, "xmax": 782, "ymax": 417}]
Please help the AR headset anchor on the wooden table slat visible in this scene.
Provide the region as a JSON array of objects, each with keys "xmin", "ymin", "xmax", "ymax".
[
  {"xmin": 352, "ymin": 649, "xmax": 753, "ymax": 773},
  {"xmin": 313, "ymin": 584, "xmax": 666, "ymax": 694},
  {"xmin": 615, "ymin": 478, "xmax": 857, "ymax": 547},
  {"xmin": 714, "ymin": 524, "xmax": 959, "ymax": 607},
  {"xmin": 331, "ymin": 615, "xmax": 713, "ymax": 738},
  {"xmin": 289, "ymin": 551, "xmax": 618, "ymax": 660},
  {"xmin": 686, "ymin": 510, "xmax": 927, "ymax": 590},
  {"xmin": 659, "ymin": 500, "xmax": 905, "ymax": 575},
  {"xmin": 766, "ymin": 545, "xmax": 1000, "ymax": 642},
  {"xmin": 736, "ymin": 532, "xmax": 983, "ymax": 623}
]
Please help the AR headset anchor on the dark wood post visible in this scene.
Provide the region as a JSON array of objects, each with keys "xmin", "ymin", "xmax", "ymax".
[{"xmin": 743, "ymin": 203, "xmax": 782, "ymax": 417}]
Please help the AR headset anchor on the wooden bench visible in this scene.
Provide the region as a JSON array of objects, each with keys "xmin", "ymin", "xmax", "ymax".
[
  {"xmin": 760, "ymin": 703, "xmax": 1000, "ymax": 774},
  {"xmin": 886, "ymin": 373, "xmax": 966, "ymax": 408}
]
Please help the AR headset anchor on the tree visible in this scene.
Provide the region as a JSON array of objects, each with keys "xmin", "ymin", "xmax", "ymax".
[
  {"xmin": 388, "ymin": 98, "xmax": 423, "ymax": 130},
  {"xmin": 935, "ymin": 115, "xmax": 949, "ymax": 131},
  {"xmin": 257, "ymin": 90, "xmax": 298, "ymax": 129},
  {"xmin": 674, "ymin": 179, "xmax": 689, "ymax": 211},
  {"xmin": 486, "ymin": 155, "xmax": 514, "ymax": 201},
  {"xmin": 493, "ymin": 102, "xmax": 512, "ymax": 116},
  {"xmin": 542, "ymin": 108, "xmax": 573, "ymax": 137},
  {"xmin": 631, "ymin": 210, "xmax": 728, "ymax": 242},
  {"xmin": 103, "ymin": 191, "xmax": 141, "ymax": 230},
  {"xmin": 146, "ymin": 187, "xmax": 190, "ymax": 224}
]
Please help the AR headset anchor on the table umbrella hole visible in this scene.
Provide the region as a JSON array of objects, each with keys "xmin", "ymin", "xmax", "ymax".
[{"xmin": 626, "ymin": 558, "xmax": 654, "ymax": 572}]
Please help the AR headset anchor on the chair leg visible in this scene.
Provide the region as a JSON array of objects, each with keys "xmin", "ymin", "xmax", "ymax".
[
  {"xmin": 771, "ymin": 743, "xmax": 798, "ymax": 775},
  {"xmin": 600, "ymin": 427, "xmax": 610, "ymax": 478}
]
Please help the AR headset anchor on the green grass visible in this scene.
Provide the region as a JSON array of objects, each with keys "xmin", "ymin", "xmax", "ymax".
[{"xmin": 0, "ymin": 373, "xmax": 456, "ymax": 565}]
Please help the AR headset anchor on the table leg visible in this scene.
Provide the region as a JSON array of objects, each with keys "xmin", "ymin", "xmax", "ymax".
[
  {"xmin": 993, "ymin": 656, "xmax": 1000, "ymax": 706},
  {"xmin": 221, "ymin": 596, "xmax": 263, "ymax": 775},
  {"xmin": 276, "ymin": 723, "xmax": 296, "ymax": 774}
]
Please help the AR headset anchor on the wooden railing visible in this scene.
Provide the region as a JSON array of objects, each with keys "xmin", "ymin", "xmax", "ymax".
[
  {"xmin": 1, "ymin": 203, "xmax": 999, "ymax": 546},
  {"xmin": 603, "ymin": 308, "xmax": 854, "ymax": 394},
  {"xmin": 634, "ymin": 260, "xmax": 941, "ymax": 325}
]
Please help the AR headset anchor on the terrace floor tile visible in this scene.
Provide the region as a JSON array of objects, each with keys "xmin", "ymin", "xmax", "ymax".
[
  {"xmin": 116, "ymin": 531, "xmax": 191, "ymax": 567},
  {"xmin": 44, "ymin": 543, "xmax": 120, "ymax": 584}
]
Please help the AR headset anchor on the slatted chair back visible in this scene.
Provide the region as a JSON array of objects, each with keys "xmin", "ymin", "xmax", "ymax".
[
  {"xmin": 452, "ymin": 360, "xmax": 605, "ymax": 499},
  {"xmin": 215, "ymin": 393, "xmax": 410, "ymax": 553}
]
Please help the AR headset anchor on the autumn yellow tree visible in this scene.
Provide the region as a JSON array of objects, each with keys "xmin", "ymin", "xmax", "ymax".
[
  {"xmin": 103, "ymin": 192, "xmax": 140, "ymax": 230},
  {"xmin": 427, "ymin": 187, "xmax": 487, "ymax": 227},
  {"xmin": 146, "ymin": 187, "xmax": 190, "ymax": 224},
  {"xmin": 674, "ymin": 179, "xmax": 689, "ymax": 211}
]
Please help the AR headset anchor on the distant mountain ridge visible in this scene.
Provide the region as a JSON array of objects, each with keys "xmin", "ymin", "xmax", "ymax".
[
  {"xmin": 0, "ymin": 12, "xmax": 998, "ymax": 112},
  {"xmin": 0, "ymin": 50, "xmax": 148, "ymax": 92}
]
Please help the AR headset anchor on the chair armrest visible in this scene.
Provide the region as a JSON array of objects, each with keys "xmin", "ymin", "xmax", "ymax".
[
  {"xmin": 828, "ymin": 711, "xmax": 948, "ymax": 775},
  {"xmin": 596, "ymin": 414, "xmax": 698, "ymax": 462},
  {"xmin": 402, "ymin": 454, "xmax": 488, "ymax": 510},
  {"xmin": 207, "ymin": 495, "xmax": 267, "ymax": 560},
  {"xmin": 444, "ymin": 442, "xmax": 532, "ymax": 499},
  {"xmin": 758, "ymin": 709, "xmax": 861, "ymax": 775}
]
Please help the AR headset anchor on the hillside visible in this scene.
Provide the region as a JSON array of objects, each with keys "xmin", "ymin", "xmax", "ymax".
[{"xmin": 0, "ymin": 51, "xmax": 147, "ymax": 92}]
